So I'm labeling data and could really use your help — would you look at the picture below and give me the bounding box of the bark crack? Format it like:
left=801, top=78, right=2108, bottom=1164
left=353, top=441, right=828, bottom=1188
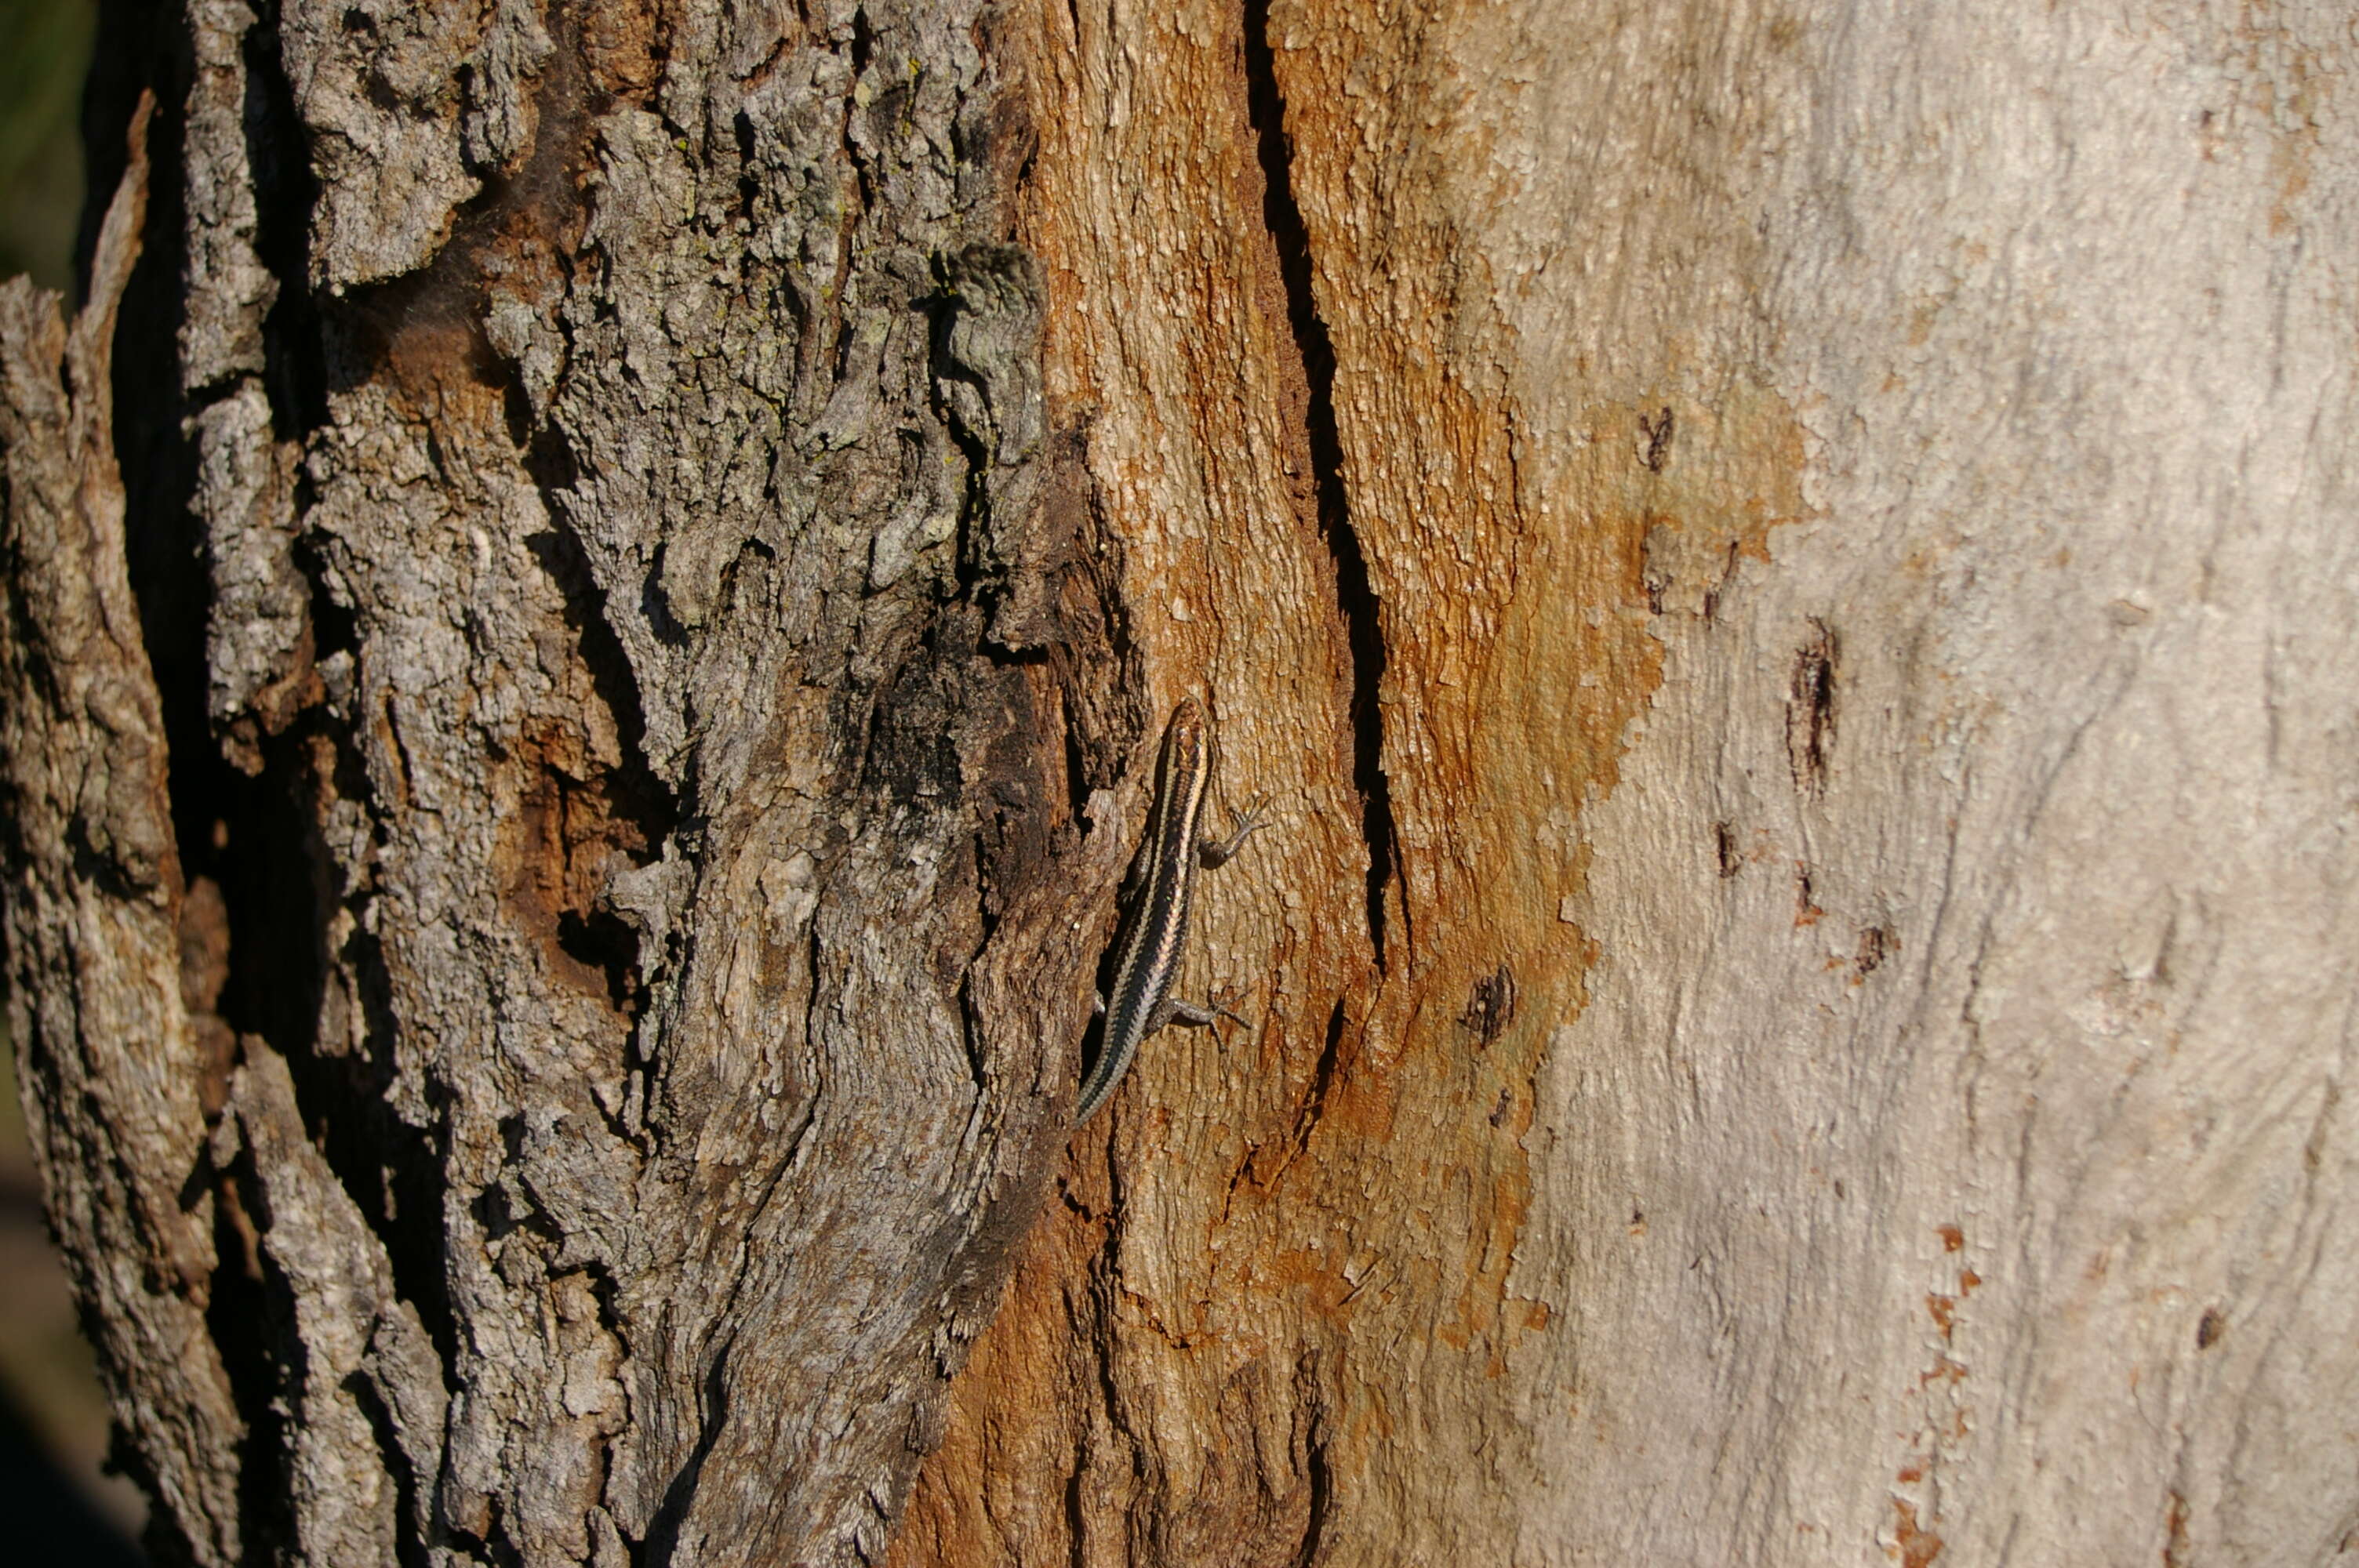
left=642, top=1345, right=735, bottom=1568
left=1784, top=618, right=1838, bottom=798
left=1240, top=0, right=1398, bottom=969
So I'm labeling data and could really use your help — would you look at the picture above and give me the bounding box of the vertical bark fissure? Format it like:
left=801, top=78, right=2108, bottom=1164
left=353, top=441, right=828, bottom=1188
left=1290, top=1357, right=1332, bottom=1568
left=242, top=0, right=328, bottom=439
left=640, top=1343, right=733, bottom=1568
left=1238, top=0, right=1397, bottom=969
left=227, top=0, right=478, bottom=1484
left=96, top=11, right=383, bottom=1553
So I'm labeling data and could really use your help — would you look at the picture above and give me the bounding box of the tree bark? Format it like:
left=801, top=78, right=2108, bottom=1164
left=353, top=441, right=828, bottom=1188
left=5, top=2, right=2357, bottom=1566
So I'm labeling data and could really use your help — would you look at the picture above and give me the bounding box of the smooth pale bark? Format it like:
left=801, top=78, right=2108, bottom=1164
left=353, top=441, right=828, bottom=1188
left=2, top=2, right=2353, bottom=1566
left=898, top=2, right=2359, bottom=1566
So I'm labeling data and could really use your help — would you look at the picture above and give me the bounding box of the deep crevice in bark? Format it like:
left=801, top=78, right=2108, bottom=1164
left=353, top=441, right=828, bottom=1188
left=206, top=1138, right=296, bottom=1566
left=1289, top=1358, right=1332, bottom=1568
left=929, top=297, right=999, bottom=612
left=101, top=1, right=209, bottom=866
left=245, top=0, right=329, bottom=437
left=1062, top=1465, right=1089, bottom=1568
left=523, top=520, right=684, bottom=863
left=640, top=1345, right=734, bottom=1568
left=841, top=12, right=879, bottom=218
left=1239, top=0, right=1398, bottom=970
left=287, top=853, right=463, bottom=1376
left=860, top=615, right=979, bottom=811
left=76, top=0, right=169, bottom=305
left=1291, top=994, right=1350, bottom=1147
left=348, top=1374, right=433, bottom=1568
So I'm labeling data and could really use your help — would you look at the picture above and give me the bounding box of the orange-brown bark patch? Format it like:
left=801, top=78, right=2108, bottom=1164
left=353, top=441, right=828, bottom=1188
left=1891, top=1498, right=1945, bottom=1568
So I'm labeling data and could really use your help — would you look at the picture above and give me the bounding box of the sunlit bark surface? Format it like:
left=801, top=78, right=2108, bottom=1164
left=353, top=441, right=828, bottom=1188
left=3, top=3, right=2354, bottom=1566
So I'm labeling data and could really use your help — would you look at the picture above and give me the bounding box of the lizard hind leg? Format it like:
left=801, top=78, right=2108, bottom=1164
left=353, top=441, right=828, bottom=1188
left=1198, top=795, right=1270, bottom=869
left=1161, top=985, right=1254, bottom=1032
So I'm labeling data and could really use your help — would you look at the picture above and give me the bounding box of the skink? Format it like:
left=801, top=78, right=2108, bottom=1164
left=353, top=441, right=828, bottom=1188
left=1073, top=699, right=1262, bottom=1125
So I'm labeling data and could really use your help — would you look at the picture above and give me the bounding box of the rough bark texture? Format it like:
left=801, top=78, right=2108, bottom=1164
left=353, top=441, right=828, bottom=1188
left=0, top=96, right=246, bottom=1566
left=5, top=1, right=2357, bottom=1566
left=14, top=2, right=1109, bottom=1564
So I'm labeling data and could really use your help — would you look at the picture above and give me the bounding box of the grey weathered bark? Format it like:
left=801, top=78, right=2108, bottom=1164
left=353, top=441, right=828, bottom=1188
left=6, top=1, right=2358, bottom=1566
left=15, top=2, right=1092, bottom=1563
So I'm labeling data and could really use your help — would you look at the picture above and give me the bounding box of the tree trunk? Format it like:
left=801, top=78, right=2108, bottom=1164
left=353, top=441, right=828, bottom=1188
left=5, top=2, right=2355, bottom=1566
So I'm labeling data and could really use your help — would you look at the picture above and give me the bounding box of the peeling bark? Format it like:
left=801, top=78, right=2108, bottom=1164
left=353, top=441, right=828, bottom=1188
left=5, top=2, right=2357, bottom=1566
